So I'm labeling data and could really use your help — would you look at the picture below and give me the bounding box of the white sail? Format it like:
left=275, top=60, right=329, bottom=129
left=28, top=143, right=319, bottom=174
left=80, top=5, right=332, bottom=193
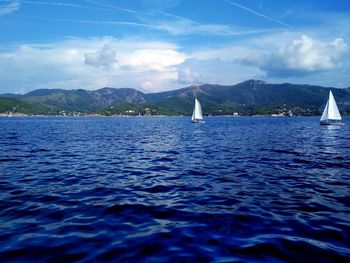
left=320, top=100, right=329, bottom=121
left=320, top=90, right=342, bottom=123
left=192, top=98, right=203, bottom=122
left=327, top=91, right=341, bottom=120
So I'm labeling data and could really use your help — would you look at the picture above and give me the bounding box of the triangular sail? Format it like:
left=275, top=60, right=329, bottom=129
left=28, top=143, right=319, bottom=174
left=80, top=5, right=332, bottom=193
left=327, top=91, right=342, bottom=120
left=192, top=98, right=203, bottom=121
left=320, top=100, right=329, bottom=121
left=320, top=91, right=341, bottom=121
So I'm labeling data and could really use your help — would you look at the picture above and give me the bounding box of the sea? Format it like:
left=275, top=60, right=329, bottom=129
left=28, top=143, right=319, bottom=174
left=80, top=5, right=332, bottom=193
left=0, top=116, right=349, bottom=262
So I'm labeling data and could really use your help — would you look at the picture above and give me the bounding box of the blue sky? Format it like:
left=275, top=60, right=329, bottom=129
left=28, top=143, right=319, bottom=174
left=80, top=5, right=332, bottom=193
left=0, top=0, right=350, bottom=94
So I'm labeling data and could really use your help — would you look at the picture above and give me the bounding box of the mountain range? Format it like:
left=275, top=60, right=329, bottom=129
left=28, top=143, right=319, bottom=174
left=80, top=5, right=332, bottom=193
left=1, top=80, right=350, bottom=116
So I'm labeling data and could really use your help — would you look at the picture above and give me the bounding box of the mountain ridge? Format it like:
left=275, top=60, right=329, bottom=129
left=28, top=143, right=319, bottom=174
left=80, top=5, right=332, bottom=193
left=1, top=80, right=350, bottom=115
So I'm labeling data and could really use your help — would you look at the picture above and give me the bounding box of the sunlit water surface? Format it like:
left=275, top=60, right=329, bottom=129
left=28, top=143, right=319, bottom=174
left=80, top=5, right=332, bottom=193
left=0, top=116, right=349, bottom=262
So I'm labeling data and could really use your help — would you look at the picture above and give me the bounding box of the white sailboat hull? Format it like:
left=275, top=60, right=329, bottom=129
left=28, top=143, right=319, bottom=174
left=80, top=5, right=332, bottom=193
left=320, top=119, right=342, bottom=125
left=191, top=119, right=205, bottom=123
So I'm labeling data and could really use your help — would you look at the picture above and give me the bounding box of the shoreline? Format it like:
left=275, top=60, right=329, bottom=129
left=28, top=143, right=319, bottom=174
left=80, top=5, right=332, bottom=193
left=0, top=113, right=331, bottom=118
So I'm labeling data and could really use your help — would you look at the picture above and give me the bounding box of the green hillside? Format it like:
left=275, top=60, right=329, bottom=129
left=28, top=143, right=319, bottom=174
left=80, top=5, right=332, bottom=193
left=1, top=80, right=350, bottom=116
left=0, top=97, right=50, bottom=115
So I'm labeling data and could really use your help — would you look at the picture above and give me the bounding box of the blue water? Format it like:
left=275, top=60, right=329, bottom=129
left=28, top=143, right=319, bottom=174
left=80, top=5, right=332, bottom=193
left=0, top=116, right=349, bottom=262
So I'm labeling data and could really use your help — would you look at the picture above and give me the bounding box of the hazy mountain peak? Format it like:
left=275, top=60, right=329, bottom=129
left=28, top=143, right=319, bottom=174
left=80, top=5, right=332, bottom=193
left=177, top=85, right=205, bottom=98
left=97, top=87, right=118, bottom=94
left=239, top=79, right=266, bottom=87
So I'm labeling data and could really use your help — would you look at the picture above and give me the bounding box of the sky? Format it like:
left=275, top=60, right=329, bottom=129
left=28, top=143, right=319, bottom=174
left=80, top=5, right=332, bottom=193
left=0, top=0, right=350, bottom=94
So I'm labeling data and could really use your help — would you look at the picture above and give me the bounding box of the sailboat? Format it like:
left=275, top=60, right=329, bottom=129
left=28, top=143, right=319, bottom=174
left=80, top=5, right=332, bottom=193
left=320, top=90, right=342, bottom=125
left=191, top=98, right=204, bottom=123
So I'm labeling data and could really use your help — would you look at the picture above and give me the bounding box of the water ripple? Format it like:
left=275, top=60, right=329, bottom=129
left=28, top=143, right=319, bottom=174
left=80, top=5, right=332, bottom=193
left=0, top=116, right=349, bottom=262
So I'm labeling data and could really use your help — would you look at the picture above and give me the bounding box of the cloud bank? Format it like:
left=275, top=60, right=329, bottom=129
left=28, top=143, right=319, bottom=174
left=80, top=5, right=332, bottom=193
left=0, top=37, right=187, bottom=93
left=0, top=34, right=348, bottom=94
left=244, top=35, right=348, bottom=77
left=268, top=35, right=348, bottom=76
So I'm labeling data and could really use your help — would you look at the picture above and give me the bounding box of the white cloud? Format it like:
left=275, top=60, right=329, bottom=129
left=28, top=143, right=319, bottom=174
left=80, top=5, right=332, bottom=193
left=121, top=49, right=186, bottom=71
left=177, top=67, right=203, bottom=85
left=84, top=44, right=117, bottom=68
left=178, top=67, right=196, bottom=84
left=191, top=45, right=255, bottom=62
left=246, top=35, right=348, bottom=77
left=0, top=0, right=20, bottom=16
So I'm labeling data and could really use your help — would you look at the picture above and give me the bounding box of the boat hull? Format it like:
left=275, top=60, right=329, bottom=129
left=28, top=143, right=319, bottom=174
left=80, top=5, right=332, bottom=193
left=320, top=120, right=342, bottom=125
left=192, top=119, right=204, bottom=123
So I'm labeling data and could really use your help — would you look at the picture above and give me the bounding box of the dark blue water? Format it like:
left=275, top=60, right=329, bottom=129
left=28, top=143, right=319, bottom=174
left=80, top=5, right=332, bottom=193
left=0, top=116, right=349, bottom=262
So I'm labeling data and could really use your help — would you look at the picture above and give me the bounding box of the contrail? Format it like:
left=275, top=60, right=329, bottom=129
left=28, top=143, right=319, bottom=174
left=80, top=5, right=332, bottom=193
left=224, top=0, right=292, bottom=28
left=21, top=0, right=127, bottom=14
left=22, top=1, right=101, bottom=9
left=16, top=13, right=281, bottom=37
left=81, top=0, right=137, bottom=14
left=152, top=10, right=283, bottom=36
left=155, top=10, right=202, bottom=26
left=21, top=0, right=137, bottom=14
left=14, top=14, right=165, bottom=30
left=0, top=0, right=20, bottom=16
